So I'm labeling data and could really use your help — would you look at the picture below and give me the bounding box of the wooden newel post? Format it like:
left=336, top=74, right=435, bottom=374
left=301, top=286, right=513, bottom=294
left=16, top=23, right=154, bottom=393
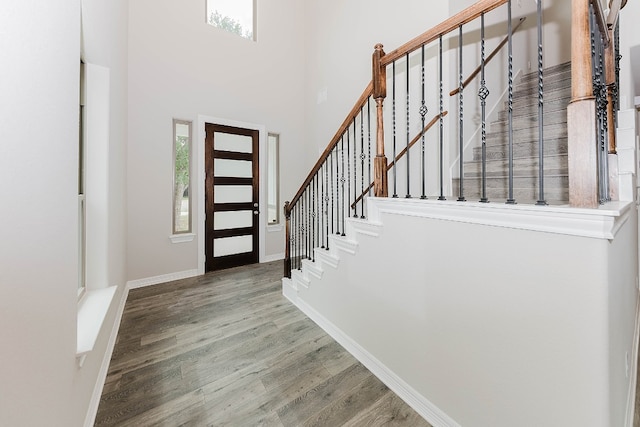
left=372, top=43, right=388, bottom=198
left=283, top=201, right=291, bottom=278
left=567, top=0, right=599, bottom=208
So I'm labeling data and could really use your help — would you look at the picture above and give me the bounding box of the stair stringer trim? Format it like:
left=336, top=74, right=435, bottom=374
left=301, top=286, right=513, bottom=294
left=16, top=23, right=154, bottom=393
left=284, top=217, right=382, bottom=294
left=282, top=214, right=457, bottom=427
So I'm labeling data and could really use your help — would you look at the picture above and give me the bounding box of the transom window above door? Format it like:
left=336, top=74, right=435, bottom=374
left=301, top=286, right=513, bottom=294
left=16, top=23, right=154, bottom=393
left=206, top=0, right=256, bottom=41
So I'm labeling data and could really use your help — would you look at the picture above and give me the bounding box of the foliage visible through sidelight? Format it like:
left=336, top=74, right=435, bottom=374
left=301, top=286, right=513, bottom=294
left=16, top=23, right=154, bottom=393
left=173, top=120, right=191, bottom=234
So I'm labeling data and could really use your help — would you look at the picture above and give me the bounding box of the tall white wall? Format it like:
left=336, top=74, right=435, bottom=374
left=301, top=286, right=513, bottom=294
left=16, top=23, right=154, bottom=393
left=127, top=0, right=306, bottom=281
left=302, top=0, right=450, bottom=167
left=0, top=0, right=128, bottom=426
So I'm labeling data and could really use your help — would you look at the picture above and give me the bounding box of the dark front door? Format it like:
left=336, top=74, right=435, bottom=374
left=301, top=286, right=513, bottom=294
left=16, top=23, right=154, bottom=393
left=205, top=123, right=259, bottom=271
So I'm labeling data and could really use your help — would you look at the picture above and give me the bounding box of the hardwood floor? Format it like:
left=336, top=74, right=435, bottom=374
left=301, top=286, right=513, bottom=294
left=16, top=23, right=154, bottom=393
left=95, top=261, right=431, bottom=426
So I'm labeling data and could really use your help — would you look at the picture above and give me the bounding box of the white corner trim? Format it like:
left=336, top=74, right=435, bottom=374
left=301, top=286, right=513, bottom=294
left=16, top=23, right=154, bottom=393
left=77, top=286, right=117, bottom=358
left=367, top=197, right=634, bottom=241
left=169, top=233, right=195, bottom=243
left=282, top=277, right=298, bottom=303
left=293, top=298, right=461, bottom=427
left=127, top=269, right=199, bottom=289
left=83, top=285, right=129, bottom=427
left=262, top=252, right=285, bottom=263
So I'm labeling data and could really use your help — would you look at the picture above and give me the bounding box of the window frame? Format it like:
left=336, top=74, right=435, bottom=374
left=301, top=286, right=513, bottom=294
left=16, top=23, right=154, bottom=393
left=78, top=61, right=86, bottom=300
left=267, top=133, right=280, bottom=226
left=172, top=119, right=193, bottom=235
left=206, top=0, right=257, bottom=41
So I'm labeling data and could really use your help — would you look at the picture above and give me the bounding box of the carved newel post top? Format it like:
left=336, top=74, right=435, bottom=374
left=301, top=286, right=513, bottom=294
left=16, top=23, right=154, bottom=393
left=374, top=43, right=384, bottom=53
left=372, top=44, right=387, bottom=100
left=284, top=201, right=290, bottom=218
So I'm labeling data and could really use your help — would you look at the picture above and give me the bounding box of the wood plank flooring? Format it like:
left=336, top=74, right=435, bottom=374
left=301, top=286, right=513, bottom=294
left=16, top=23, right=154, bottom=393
left=95, top=261, right=431, bottom=426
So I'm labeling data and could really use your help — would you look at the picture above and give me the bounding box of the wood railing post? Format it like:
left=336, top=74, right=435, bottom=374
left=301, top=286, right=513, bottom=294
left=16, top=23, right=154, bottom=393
left=283, top=201, right=291, bottom=278
left=372, top=44, right=388, bottom=198
left=567, top=0, right=599, bottom=207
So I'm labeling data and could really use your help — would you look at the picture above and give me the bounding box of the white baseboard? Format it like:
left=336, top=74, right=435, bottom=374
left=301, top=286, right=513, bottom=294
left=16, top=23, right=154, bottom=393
left=625, top=294, right=640, bottom=426
left=83, top=285, right=129, bottom=427
left=262, top=252, right=284, bottom=263
left=126, top=269, right=199, bottom=289
left=293, top=298, right=460, bottom=427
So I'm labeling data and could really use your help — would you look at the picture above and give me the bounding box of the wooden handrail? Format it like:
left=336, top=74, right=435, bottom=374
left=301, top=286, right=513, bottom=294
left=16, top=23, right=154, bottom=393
left=350, top=111, right=448, bottom=209
left=381, top=0, right=509, bottom=67
left=450, top=17, right=526, bottom=97
left=285, top=81, right=374, bottom=214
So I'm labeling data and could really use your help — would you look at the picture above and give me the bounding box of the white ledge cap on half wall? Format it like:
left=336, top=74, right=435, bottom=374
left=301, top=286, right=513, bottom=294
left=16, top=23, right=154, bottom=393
left=366, top=197, right=634, bottom=241
left=77, top=286, right=117, bottom=367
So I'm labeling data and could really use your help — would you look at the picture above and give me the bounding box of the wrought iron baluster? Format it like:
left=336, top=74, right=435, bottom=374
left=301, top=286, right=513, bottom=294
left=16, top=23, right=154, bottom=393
left=392, top=61, right=398, bottom=198
left=589, top=6, right=601, bottom=202
left=352, top=117, right=357, bottom=217
left=325, top=161, right=329, bottom=249
left=438, top=35, right=446, bottom=201
left=598, top=30, right=609, bottom=202
left=506, top=0, right=516, bottom=204
left=360, top=106, right=365, bottom=218
left=291, top=204, right=296, bottom=270
left=347, top=126, right=351, bottom=218
left=590, top=6, right=608, bottom=204
left=307, top=188, right=314, bottom=259
left=302, top=191, right=306, bottom=261
left=340, top=136, right=346, bottom=236
left=536, top=0, right=547, bottom=206
left=320, top=168, right=325, bottom=249
left=406, top=53, right=411, bottom=198
left=336, top=145, right=341, bottom=235
left=367, top=97, right=372, bottom=199
left=312, top=176, right=316, bottom=260
left=420, top=44, right=428, bottom=200
left=458, top=24, right=466, bottom=202
left=298, top=203, right=302, bottom=268
left=331, top=149, right=335, bottom=236
left=316, top=173, right=321, bottom=248
left=479, top=13, right=490, bottom=203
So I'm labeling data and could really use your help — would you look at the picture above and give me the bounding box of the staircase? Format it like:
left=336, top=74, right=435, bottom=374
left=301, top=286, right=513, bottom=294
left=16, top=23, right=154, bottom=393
left=455, top=62, right=571, bottom=203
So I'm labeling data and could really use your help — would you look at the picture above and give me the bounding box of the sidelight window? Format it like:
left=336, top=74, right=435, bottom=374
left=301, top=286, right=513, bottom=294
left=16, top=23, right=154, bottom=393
left=267, top=133, right=280, bottom=225
left=173, top=119, right=192, bottom=234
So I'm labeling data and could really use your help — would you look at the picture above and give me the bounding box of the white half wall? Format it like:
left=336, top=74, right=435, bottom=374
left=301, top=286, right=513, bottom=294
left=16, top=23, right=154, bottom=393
left=286, top=198, right=638, bottom=426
